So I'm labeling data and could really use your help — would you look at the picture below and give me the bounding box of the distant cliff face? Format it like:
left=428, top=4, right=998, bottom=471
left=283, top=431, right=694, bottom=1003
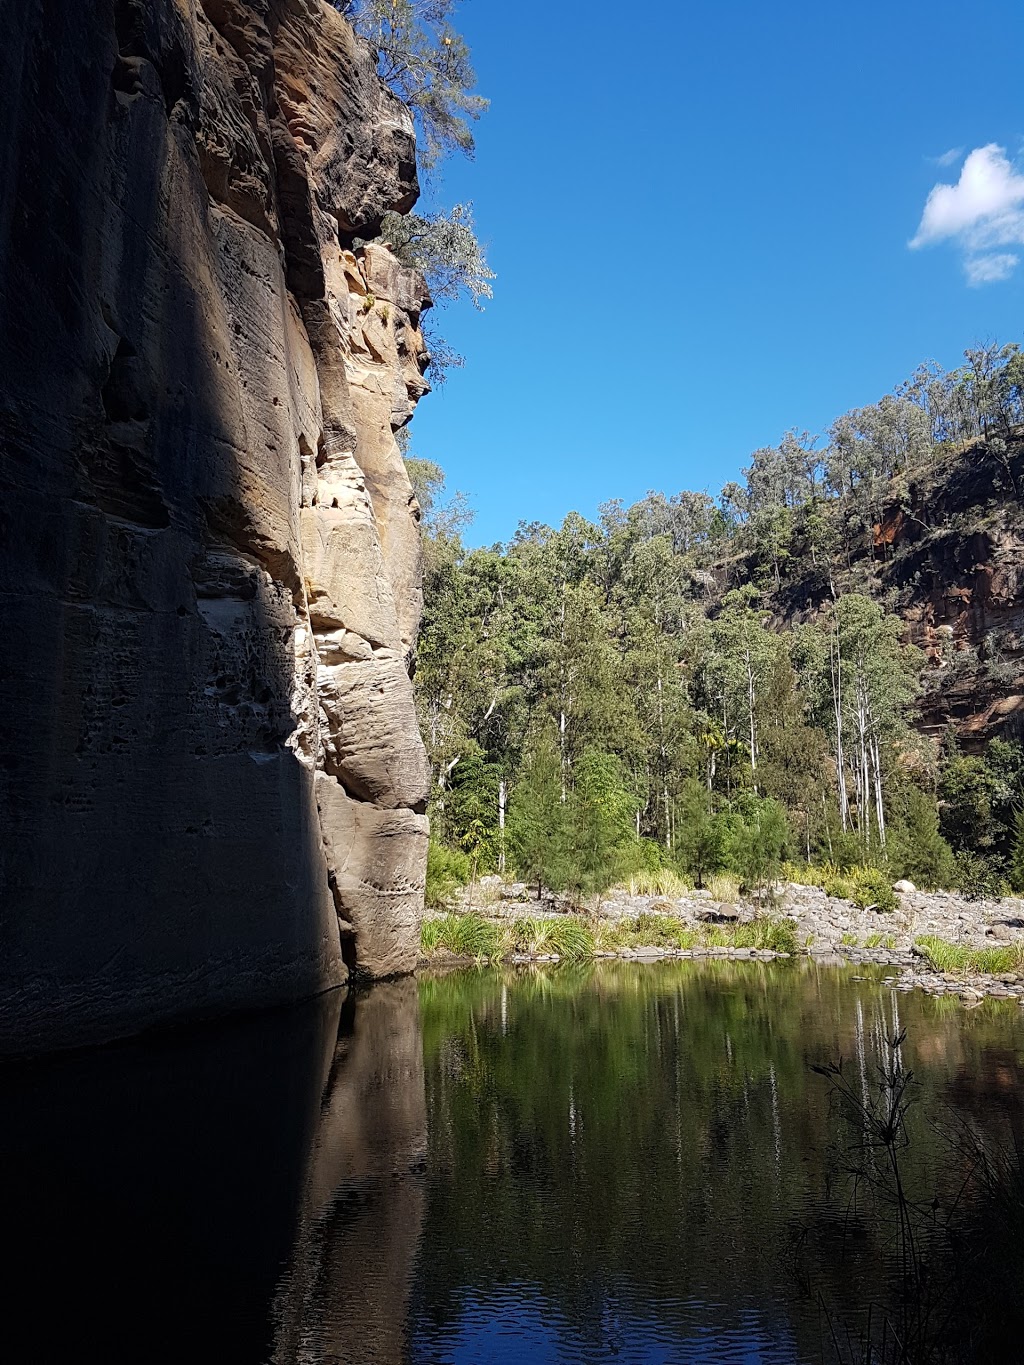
left=0, top=0, right=432, bottom=1051
left=770, top=436, right=1024, bottom=748
left=874, top=439, right=1024, bottom=745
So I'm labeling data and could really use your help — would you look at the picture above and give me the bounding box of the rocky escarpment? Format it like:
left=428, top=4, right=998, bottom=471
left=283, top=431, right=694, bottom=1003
left=771, top=434, right=1024, bottom=748
left=875, top=437, right=1024, bottom=744
left=0, top=0, right=432, bottom=1051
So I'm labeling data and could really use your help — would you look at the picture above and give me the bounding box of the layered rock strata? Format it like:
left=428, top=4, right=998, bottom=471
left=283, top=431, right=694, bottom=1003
left=0, top=0, right=431, bottom=1051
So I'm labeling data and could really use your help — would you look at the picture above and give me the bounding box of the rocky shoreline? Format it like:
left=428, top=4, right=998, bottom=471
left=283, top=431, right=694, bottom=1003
left=429, top=877, right=1024, bottom=1005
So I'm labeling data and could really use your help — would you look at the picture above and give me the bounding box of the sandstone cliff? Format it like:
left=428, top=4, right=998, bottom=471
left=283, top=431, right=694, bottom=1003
left=0, top=0, right=433, bottom=1051
left=760, top=435, right=1024, bottom=749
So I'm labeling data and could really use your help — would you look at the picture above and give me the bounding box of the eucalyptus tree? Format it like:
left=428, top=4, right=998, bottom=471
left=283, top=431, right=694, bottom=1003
left=381, top=203, right=494, bottom=307
left=693, top=585, right=784, bottom=794
left=336, top=0, right=487, bottom=167
left=794, top=596, right=922, bottom=850
left=612, top=533, right=695, bottom=846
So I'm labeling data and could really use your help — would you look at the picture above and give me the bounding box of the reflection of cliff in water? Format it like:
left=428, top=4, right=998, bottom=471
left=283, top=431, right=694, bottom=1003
left=0, top=993, right=342, bottom=1364
left=0, top=982, right=427, bottom=1365
left=271, top=980, right=427, bottom=1365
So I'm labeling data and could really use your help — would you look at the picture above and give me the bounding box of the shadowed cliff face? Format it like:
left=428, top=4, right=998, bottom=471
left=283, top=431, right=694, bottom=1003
left=0, top=0, right=432, bottom=1052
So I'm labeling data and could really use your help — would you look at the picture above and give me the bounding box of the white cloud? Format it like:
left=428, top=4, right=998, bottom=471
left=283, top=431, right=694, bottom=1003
left=930, top=146, right=963, bottom=167
left=910, top=143, right=1024, bottom=283
left=964, top=252, right=1019, bottom=286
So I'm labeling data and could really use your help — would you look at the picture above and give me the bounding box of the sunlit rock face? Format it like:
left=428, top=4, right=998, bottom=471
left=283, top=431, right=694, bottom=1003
left=0, top=0, right=431, bottom=1051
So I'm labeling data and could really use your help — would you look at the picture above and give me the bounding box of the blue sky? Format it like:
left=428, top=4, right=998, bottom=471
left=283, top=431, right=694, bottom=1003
left=408, top=0, right=1024, bottom=546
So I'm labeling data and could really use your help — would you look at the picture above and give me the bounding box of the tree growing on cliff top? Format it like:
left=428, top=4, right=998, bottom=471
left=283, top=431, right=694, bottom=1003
left=336, top=0, right=487, bottom=168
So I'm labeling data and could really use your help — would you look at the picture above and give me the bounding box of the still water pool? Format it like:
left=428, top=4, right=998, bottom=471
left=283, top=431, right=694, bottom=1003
left=3, top=962, right=1023, bottom=1364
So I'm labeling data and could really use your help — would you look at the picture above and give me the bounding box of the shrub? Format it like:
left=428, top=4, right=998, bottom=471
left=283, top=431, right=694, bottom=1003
left=823, top=872, right=855, bottom=900
left=781, top=861, right=826, bottom=888
left=425, top=840, right=471, bottom=908
left=954, top=851, right=1007, bottom=901
left=850, top=867, right=898, bottom=913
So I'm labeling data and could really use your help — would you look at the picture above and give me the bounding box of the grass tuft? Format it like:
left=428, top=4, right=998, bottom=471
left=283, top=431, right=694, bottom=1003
left=422, top=911, right=798, bottom=962
left=617, top=868, right=693, bottom=897
left=421, top=913, right=500, bottom=960
left=705, top=873, right=741, bottom=903
left=914, top=935, right=1024, bottom=976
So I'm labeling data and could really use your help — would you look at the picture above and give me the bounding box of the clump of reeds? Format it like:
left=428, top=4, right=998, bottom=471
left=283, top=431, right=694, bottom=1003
left=914, top=935, right=1024, bottom=976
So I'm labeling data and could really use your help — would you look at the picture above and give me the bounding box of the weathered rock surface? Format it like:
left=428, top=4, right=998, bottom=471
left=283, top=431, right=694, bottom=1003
left=0, top=0, right=431, bottom=1051
left=768, top=436, right=1024, bottom=747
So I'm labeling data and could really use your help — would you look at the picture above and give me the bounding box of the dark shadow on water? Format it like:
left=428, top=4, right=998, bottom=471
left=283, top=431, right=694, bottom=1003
left=0, top=990, right=345, bottom=1365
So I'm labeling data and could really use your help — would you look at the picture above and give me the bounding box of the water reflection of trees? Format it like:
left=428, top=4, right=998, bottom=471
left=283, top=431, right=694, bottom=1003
left=414, top=962, right=1024, bottom=1360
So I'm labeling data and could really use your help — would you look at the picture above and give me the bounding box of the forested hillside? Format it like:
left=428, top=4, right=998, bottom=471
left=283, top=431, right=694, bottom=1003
left=411, top=343, right=1024, bottom=902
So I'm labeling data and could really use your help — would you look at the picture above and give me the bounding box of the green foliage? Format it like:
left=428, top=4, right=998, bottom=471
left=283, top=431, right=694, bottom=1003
left=382, top=203, right=494, bottom=307
left=824, top=872, right=856, bottom=900
left=849, top=867, right=898, bottom=913
left=1009, top=808, right=1024, bottom=895
left=412, top=346, right=1024, bottom=902
left=422, top=910, right=797, bottom=960
left=675, top=781, right=727, bottom=886
left=404, top=457, right=473, bottom=539
left=564, top=749, right=637, bottom=897
left=725, top=796, right=789, bottom=890
left=508, top=729, right=570, bottom=896
left=952, top=851, right=1007, bottom=901
left=507, top=916, right=596, bottom=962
left=443, top=748, right=501, bottom=867
left=425, top=840, right=471, bottom=908
left=914, top=935, right=1024, bottom=975
left=422, top=912, right=499, bottom=959
left=340, top=3, right=492, bottom=385
left=339, top=0, right=487, bottom=168
left=889, top=786, right=956, bottom=889
left=596, top=913, right=797, bottom=955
